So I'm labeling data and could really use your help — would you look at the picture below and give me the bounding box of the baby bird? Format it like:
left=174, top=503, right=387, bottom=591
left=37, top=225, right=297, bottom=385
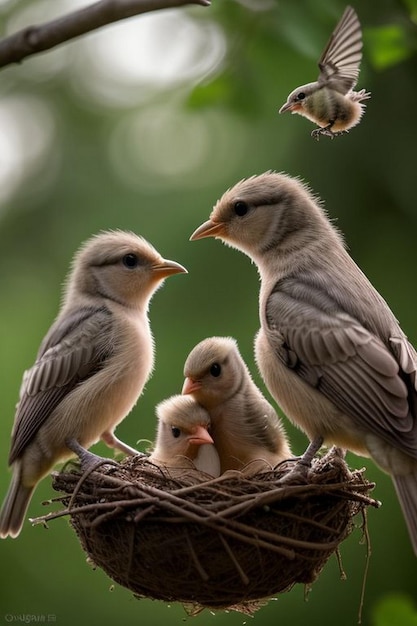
left=150, top=395, right=220, bottom=477
left=182, top=337, right=292, bottom=473
left=0, top=230, right=187, bottom=538
left=279, top=6, right=370, bottom=139
left=190, top=171, right=417, bottom=555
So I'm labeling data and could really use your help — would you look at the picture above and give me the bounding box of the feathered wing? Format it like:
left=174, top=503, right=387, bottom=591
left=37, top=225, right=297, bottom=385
left=9, top=306, right=114, bottom=464
left=318, top=6, right=363, bottom=93
left=264, top=280, right=417, bottom=459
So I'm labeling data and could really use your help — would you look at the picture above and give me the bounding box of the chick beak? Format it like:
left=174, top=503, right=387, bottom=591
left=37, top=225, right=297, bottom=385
left=188, top=425, right=214, bottom=446
left=182, top=377, right=202, bottom=395
left=190, top=219, right=226, bottom=241
left=152, top=259, right=188, bottom=278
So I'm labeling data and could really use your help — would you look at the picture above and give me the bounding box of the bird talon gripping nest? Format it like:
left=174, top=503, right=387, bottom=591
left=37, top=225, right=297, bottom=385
left=37, top=448, right=378, bottom=615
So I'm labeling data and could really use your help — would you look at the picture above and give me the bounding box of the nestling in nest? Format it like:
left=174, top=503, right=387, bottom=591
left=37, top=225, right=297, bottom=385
left=33, top=448, right=378, bottom=615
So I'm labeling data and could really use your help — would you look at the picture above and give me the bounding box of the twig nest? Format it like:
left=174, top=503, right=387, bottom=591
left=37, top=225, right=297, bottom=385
left=44, top=449, right=377, bottom=615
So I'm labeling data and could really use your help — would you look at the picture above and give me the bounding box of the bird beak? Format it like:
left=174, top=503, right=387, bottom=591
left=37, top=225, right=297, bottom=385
left=182, top=377, right=201, bottom=395
left=279, top=101, right=294, bottom=113
left=152, top=259, right=188, bottom=278
left=188, top=425, right=214, bottom=446
left=190, top=219, right=225, bottom=241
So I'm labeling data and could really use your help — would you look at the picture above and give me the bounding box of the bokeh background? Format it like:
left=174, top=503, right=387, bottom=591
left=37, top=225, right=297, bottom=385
left=0, top=0, right=416, bottom=624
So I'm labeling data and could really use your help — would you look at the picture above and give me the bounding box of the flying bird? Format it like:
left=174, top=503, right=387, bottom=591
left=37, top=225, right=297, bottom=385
left=150, top=394, right=220, bottom=477
left=182, top=336, right=292, bottom=474
left=0, top=230, right=187, bottom=538
left=279, top=6, right=370, bottom=139
left=190, top=171, right=417, bottom=555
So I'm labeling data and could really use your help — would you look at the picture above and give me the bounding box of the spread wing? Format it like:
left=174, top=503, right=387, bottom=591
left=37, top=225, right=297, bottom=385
left=9, top=306, right=114, bottom=464
left=318, top=6, right=363, bottom=93
left=265, top=279, right=417, bottom=458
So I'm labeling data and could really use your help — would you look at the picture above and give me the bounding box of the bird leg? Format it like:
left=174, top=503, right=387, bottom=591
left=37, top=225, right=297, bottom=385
left=66, top=438, right=116, bottom=472
left=297, top=436, right=324, bottom=467
left=100, top=431, right=140, bottom=457
left=279, top=436, right=324, bottom=485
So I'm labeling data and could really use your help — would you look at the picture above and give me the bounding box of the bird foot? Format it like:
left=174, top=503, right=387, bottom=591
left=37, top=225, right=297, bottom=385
left=66, top=438, right=118, bottom=473
left=311, top=127, right=349, bottom=140
left=279, top=437, right=324, bottom=485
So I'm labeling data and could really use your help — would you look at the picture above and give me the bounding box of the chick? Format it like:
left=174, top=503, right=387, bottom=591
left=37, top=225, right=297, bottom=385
left=182, top=336, right=292, bottom=473
left=150, top=395, right=220, bottom=477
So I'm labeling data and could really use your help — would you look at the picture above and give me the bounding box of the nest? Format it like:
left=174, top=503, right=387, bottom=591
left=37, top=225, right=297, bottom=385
left=35, top=449, right=378, bottom=615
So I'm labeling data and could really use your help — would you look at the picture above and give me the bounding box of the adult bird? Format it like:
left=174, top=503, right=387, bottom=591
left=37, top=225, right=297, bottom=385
left=190, top=171, right=417, bottom=555
left=0, top=230, right=186, bottom=538
left=279, top=6, right=370, bottom=139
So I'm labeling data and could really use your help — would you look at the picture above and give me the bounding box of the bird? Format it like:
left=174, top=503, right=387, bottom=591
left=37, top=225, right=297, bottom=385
left=279, top=6, right=370, bottom=139
left=150, top=394, right=221, bottom=477
left=182, top=336, right=292, bottom=474
left=0, top=229, right=187, bottom=538
left=190, top=171, right=417, bottom=555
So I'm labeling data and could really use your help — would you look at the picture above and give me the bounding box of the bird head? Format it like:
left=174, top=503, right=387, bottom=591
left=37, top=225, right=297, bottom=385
left=190, top=172, right=326, bottom=268
left=153, top=395, right=214, bottom=464
left=182, top=336, right=249, bottom=410
left=279, top=83, right=317, bottom=114
left=65, top=230, right=187, bottom=310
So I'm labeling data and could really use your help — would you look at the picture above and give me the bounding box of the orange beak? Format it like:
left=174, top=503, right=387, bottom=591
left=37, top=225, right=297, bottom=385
left=190, top=219, right=226, bottom=241
left=279, top=101, right=300, bottom=114
left=152, top=259, right=188, bottom=278
left=188, top=425, right=214, bottom=446
left=182, top=377, right=202, bottom=395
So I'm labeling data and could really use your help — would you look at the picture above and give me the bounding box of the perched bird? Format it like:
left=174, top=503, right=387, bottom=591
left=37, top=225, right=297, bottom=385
left=279, top=6, right=370, bottom=139
left=190, top=171, right=417, bottom=555
left=0, top=230, right=187, bottom=538
left=150, top=395, right=221, bottom=477
left=182, top=336, right=292, bottom=474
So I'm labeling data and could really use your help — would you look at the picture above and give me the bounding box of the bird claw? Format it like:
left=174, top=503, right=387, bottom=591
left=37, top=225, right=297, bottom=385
left=66, top=438, right=118, bottom=473
left=278, top=437, right=324, bottom=485
left=311, top=127, right=349, bottom=140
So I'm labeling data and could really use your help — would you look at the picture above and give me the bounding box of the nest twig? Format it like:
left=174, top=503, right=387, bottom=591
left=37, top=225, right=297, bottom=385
left=32, top=449, right=379, bottom=615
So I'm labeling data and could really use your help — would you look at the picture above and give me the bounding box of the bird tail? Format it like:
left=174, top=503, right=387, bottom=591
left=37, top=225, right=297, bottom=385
left=392, top=470, right=417, bottom=557
left=0, top=465, right=34, bottom=539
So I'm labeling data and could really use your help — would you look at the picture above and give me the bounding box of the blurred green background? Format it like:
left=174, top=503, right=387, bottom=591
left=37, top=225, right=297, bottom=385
left=0, top=0, right=416, bottom=624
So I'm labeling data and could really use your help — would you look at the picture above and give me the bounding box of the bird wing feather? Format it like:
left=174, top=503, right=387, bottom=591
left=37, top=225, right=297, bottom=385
left=318, top=6, right=363, bottom=93
left=265, top=282, right=417, bottom=457
left=9, top=306, right=114, bottom=464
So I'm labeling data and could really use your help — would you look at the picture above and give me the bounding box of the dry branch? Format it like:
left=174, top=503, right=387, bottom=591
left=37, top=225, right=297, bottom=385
left=0, top=0, right=210, bottom=69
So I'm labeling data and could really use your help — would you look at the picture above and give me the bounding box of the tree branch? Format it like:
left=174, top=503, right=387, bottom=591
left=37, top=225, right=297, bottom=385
left=0, top=0, right=211, bottom=69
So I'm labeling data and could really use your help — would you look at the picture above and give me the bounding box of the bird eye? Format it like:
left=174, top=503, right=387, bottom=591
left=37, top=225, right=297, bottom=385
left=234, top=201, right=249, bottom=217
left=210, top=363, right=221, bottom=377
left=122, top=253, right=139, bottom=268
left=171, top=426, right=181, bottom=438
left=296, top=92, right=306, bottom=101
